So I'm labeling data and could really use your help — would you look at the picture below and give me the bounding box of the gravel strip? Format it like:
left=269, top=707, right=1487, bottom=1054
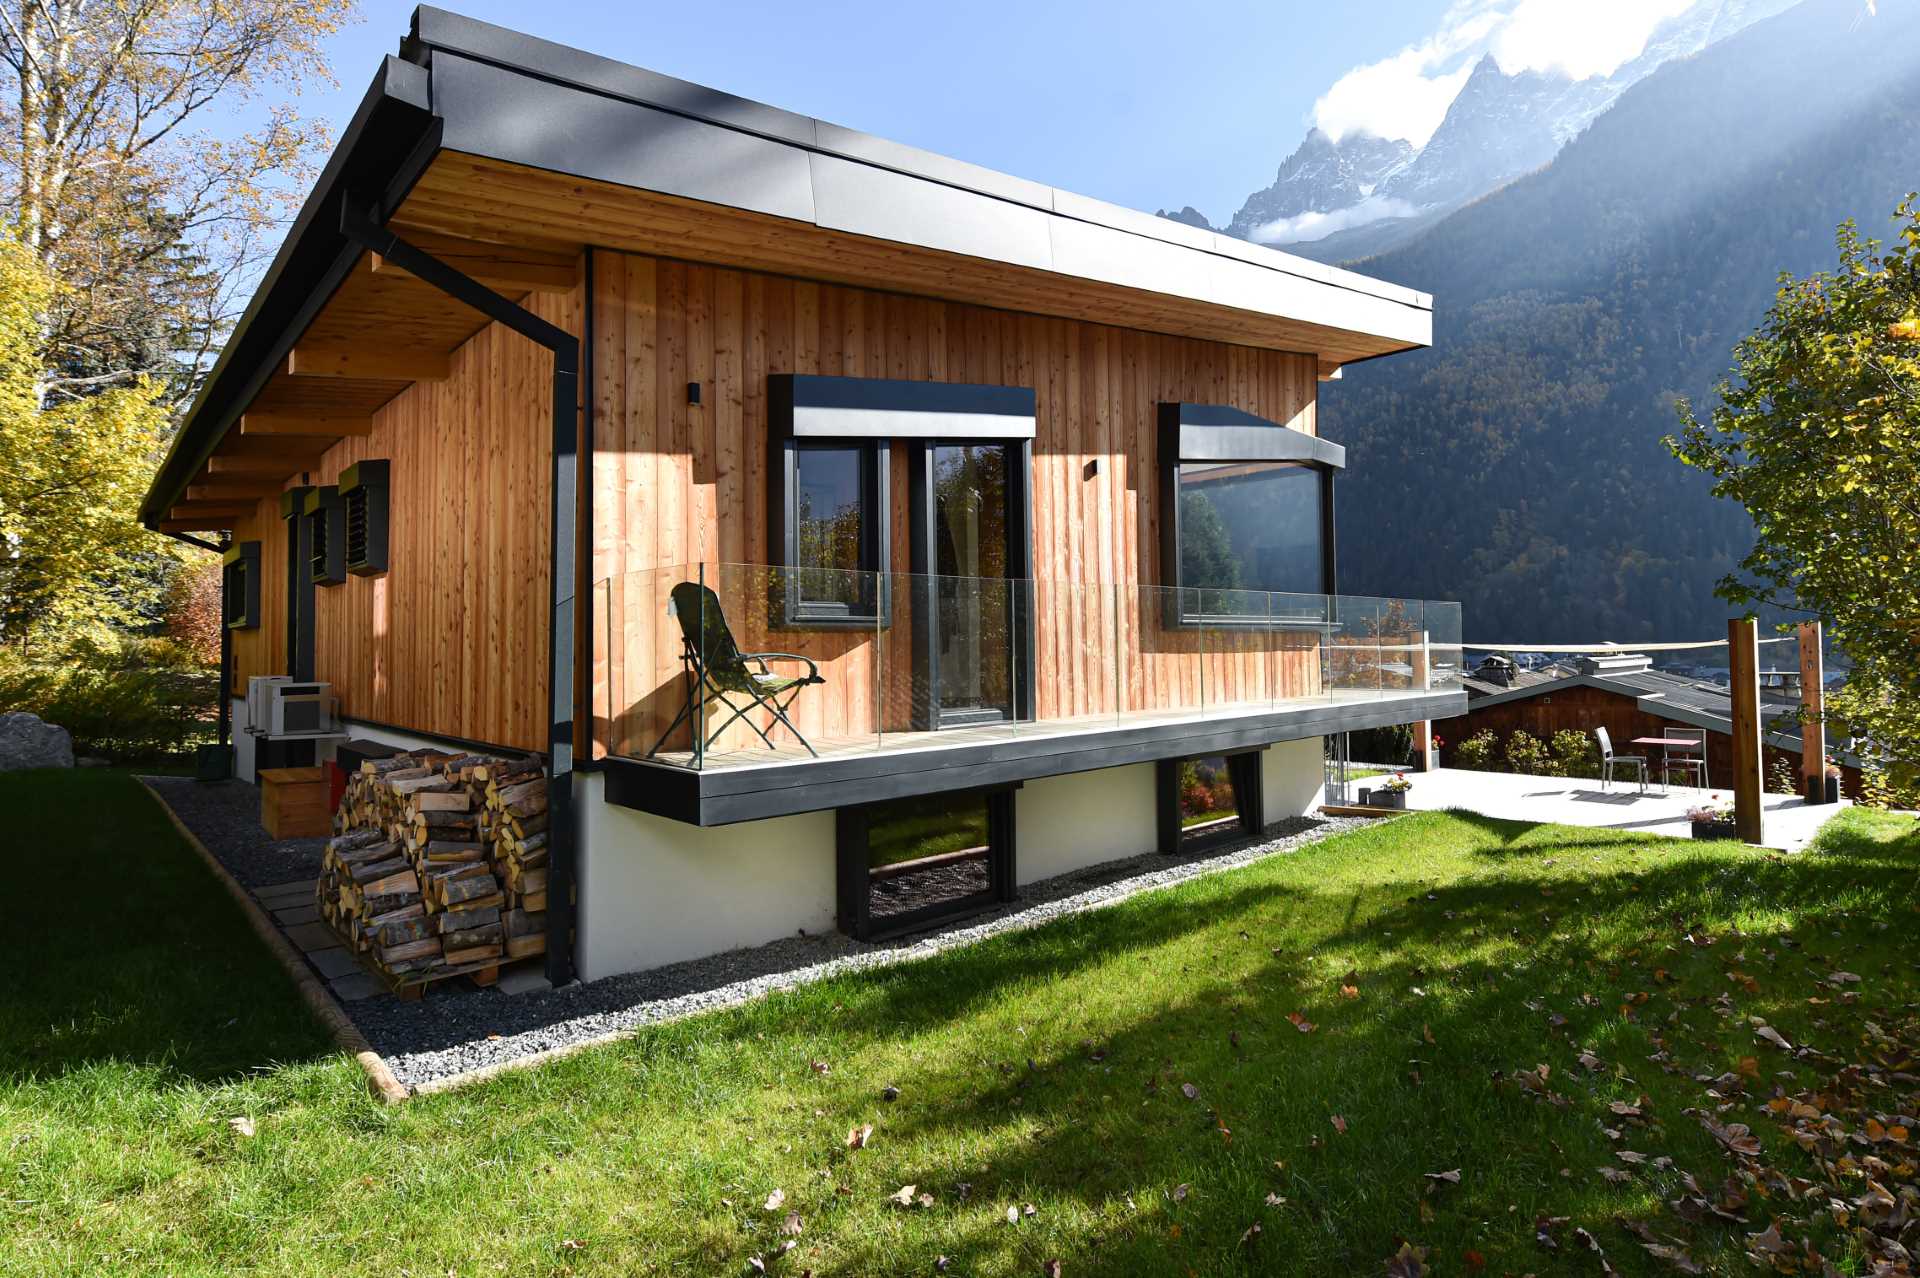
left=145, top=773, right=1371, bottom=1089
left=144, top=776, right=329, bottom=888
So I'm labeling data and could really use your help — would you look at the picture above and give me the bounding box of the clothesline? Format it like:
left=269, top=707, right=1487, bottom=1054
left=1462, top=638, right=1797, bottom=653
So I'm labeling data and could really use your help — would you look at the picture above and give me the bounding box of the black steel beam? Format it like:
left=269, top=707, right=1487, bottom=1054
left=338, top=198, right=583, bottom=989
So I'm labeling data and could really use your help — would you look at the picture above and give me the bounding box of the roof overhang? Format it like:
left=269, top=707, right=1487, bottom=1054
left=143, top=5, right=1434, bottom=530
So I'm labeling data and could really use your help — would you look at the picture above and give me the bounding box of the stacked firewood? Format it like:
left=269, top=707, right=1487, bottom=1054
left=482, top=758, right=549, bottom=961
left=315, top=750, right=550, bottom=984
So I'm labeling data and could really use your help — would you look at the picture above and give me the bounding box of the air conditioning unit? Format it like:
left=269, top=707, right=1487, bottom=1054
left=265, top=681, right=335, bottom=736
left=246, top=675, right=292, bottom=735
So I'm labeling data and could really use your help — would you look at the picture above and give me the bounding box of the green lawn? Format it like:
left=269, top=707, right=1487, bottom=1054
left=5, top=771, right=1919, bottom=1275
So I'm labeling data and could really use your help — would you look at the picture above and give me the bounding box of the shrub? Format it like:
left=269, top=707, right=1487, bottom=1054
left=0, top=640, right=217, bottom=762
left=162, top=559, right=223, bottom=665
left=1351, top=723, right=1414, bottom=767
left=1767, top=756, right=1799, bottom=796
left=1550, top=729, right=1601, bottom=780
left=1454, top=729, right=1500, bottom=771
left=1504, top=730, right=1551, bottom=776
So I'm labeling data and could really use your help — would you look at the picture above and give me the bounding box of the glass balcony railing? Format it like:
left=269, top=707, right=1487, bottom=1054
left=592, top=563, right=1462, bottom=769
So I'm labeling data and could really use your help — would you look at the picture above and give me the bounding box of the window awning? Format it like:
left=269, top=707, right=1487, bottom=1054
left=1157, top=402, right=1345, bottom=469
left=772, top=374, right=1036, bottom=440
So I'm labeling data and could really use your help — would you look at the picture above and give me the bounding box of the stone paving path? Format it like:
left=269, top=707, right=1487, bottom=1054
left=251, top=878, right=387, bottom=1001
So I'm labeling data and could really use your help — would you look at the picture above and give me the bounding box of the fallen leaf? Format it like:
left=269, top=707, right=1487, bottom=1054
left=1340, top=984, right=1360, bottom=999
left=1331, top=1114, right=1348, bottom=1134
left=1041, top=1261, right=1062, bottom=1278
left=1288, top=1011, right=1316, bottom=1034
left=1007, top=1205, right=1020, bottom=1225
left=846, top=1124, right=873, bottom=1150
left=1423, top=1169, right=1461, bottom=1187
left=1265, top=1192, right=1287, bottom=1207
left=782, top=1211, right=802, bottom=1235
left=1240, top=1222, right=1262, bottom=1245
left=1383, top=1241, right=1428, bottom=1276
left=1754, top=1025, right=1794, bottom=1052
left=889, top=1184, right=917, bottom=1207
left=227, top=1116, right=255, bottom=1138
left=764, top=1188, right=785, bottom=1211
left=559, top=1238, right=586, bottom=1251
left=809, top=1059, right=830, bottom=1074
left=1172, top=1182, right=1190, bottom=1202
left=1462, top=1248, right=1486, bottom=1270
left=1181, top=1082, right=1199, bottom=1100
left=881, top=1084, right=900, bottom=1103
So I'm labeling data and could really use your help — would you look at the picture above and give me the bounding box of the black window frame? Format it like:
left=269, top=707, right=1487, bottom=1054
left=304, top=485, right=346, bottom=586
left=773, top=437, right=892, bottom=629
left=835, top=783, right=1018, bottom=941
left=221, top=540, right=262, bottom=630
left=340, top=459, right=391, bottom=576
left=1155, top=749, right=1266, bottom=853
left=1156, top=402, right=1342, bottom=629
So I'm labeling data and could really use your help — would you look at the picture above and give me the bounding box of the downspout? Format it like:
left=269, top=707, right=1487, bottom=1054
left=339, top=197, right=582, bottom=988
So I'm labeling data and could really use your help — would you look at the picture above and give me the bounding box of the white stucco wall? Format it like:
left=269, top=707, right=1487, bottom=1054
left=1014, top=762, right=1159, bottom=883
left=574, top=770, right=838, bottom=982
left=568, top=736, right=1328, bottom=982
left=1262, top=735, right=1327, bottom=822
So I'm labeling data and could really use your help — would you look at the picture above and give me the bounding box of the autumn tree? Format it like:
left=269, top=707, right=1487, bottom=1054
left=0, top=0, right=357, bottom=404
left=1667, top=198, right=1920, bottom=791
left=0, top=233, right=172, bottom=649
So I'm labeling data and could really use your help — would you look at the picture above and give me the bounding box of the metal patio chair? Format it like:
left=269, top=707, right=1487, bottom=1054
left=1661, top=725, right=1708, bottom=791
left=1595, top=726, right=1648, bottom=794
left=646, top=581, right=826, bottom=760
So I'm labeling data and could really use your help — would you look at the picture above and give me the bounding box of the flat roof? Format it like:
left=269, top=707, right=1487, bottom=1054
left=143, top=6, right=1434, bottom=527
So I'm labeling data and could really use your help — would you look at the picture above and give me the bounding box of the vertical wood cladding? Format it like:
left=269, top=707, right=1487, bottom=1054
left=588, top=251, right=1324, bottom=758
left=227, top=286, right=579, bottom=752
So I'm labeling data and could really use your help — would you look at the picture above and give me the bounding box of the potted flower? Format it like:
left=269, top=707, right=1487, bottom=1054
left=1687, top=795, right=1738, bottom=840
left=1824, top=759, right=1843, bottom=805
left=1368, top=772, right=1412, bottom=810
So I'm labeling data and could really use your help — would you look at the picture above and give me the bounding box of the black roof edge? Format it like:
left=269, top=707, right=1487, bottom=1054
left=141, top=55, right=437, bottom=528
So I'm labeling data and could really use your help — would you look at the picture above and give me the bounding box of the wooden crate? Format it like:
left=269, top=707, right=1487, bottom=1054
left=260, top=765, right=332, bottom=839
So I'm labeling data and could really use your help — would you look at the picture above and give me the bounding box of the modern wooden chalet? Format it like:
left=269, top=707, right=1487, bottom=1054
left=141, top=7, right=1464, bottom=983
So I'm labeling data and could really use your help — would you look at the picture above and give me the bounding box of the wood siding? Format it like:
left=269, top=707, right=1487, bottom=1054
left=588, top=249, right=1327, bottom=759
left=228, top=286, right=579, bottom=753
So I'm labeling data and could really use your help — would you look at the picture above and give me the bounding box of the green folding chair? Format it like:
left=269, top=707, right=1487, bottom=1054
left=647, top=581, right=825, bottom=759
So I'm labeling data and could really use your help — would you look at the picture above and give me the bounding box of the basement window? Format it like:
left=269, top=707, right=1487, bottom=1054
left=835, top=786, right=1016, bottom=940
left=222, top=540, right=262, bottom=629
left=340, top=460, right=390, bottom=575
left=1155, top=751, right=1265, bottom=851
left=304, top=486, right=345, bottom=586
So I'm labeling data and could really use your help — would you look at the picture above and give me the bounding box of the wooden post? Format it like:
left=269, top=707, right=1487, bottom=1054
left=1412, top=721, right=1436, bottom=773
left=1798, top=620, right=1826, bottom=802
left=1728, top=618, right=1764, bottom=844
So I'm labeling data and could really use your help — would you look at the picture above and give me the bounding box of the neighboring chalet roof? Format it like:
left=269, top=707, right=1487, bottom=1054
left=141, top=5, right=1435, bottom=530
left=1454, top=654, right=1860, bottom=768
left=1458, top=655, right=1565, bottom=699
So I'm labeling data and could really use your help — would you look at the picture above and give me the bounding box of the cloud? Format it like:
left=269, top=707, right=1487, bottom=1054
left=1251, top=194, right=1423, bottom=245
left=1313, top=0, right=1697, bottom=146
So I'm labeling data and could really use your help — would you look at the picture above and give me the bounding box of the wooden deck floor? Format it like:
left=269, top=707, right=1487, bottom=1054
left=645, top=687, right=1436, bottom=772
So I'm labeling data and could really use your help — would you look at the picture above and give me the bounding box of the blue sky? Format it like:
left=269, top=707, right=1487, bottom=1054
left=293, top=0, right=1453, bottom=226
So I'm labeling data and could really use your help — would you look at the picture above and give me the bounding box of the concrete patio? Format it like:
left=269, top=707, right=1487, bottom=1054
left=1383, top=767, right=1849, bottom=852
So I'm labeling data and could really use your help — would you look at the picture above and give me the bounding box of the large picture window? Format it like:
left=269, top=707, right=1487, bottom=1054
left=1177, top=461, right=1325, bottom=599
left=1157, top=403, right=1341, bottom=625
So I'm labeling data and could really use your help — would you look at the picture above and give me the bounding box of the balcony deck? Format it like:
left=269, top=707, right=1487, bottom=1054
left=603, top=683, right=1464, bottom=826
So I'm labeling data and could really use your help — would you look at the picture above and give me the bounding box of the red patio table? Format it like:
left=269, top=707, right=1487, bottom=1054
left=1631, top=736, right=1701, bottom=792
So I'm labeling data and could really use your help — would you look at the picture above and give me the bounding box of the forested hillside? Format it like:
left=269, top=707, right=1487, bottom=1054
left=1324, top=0, right=1920, bottom=643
